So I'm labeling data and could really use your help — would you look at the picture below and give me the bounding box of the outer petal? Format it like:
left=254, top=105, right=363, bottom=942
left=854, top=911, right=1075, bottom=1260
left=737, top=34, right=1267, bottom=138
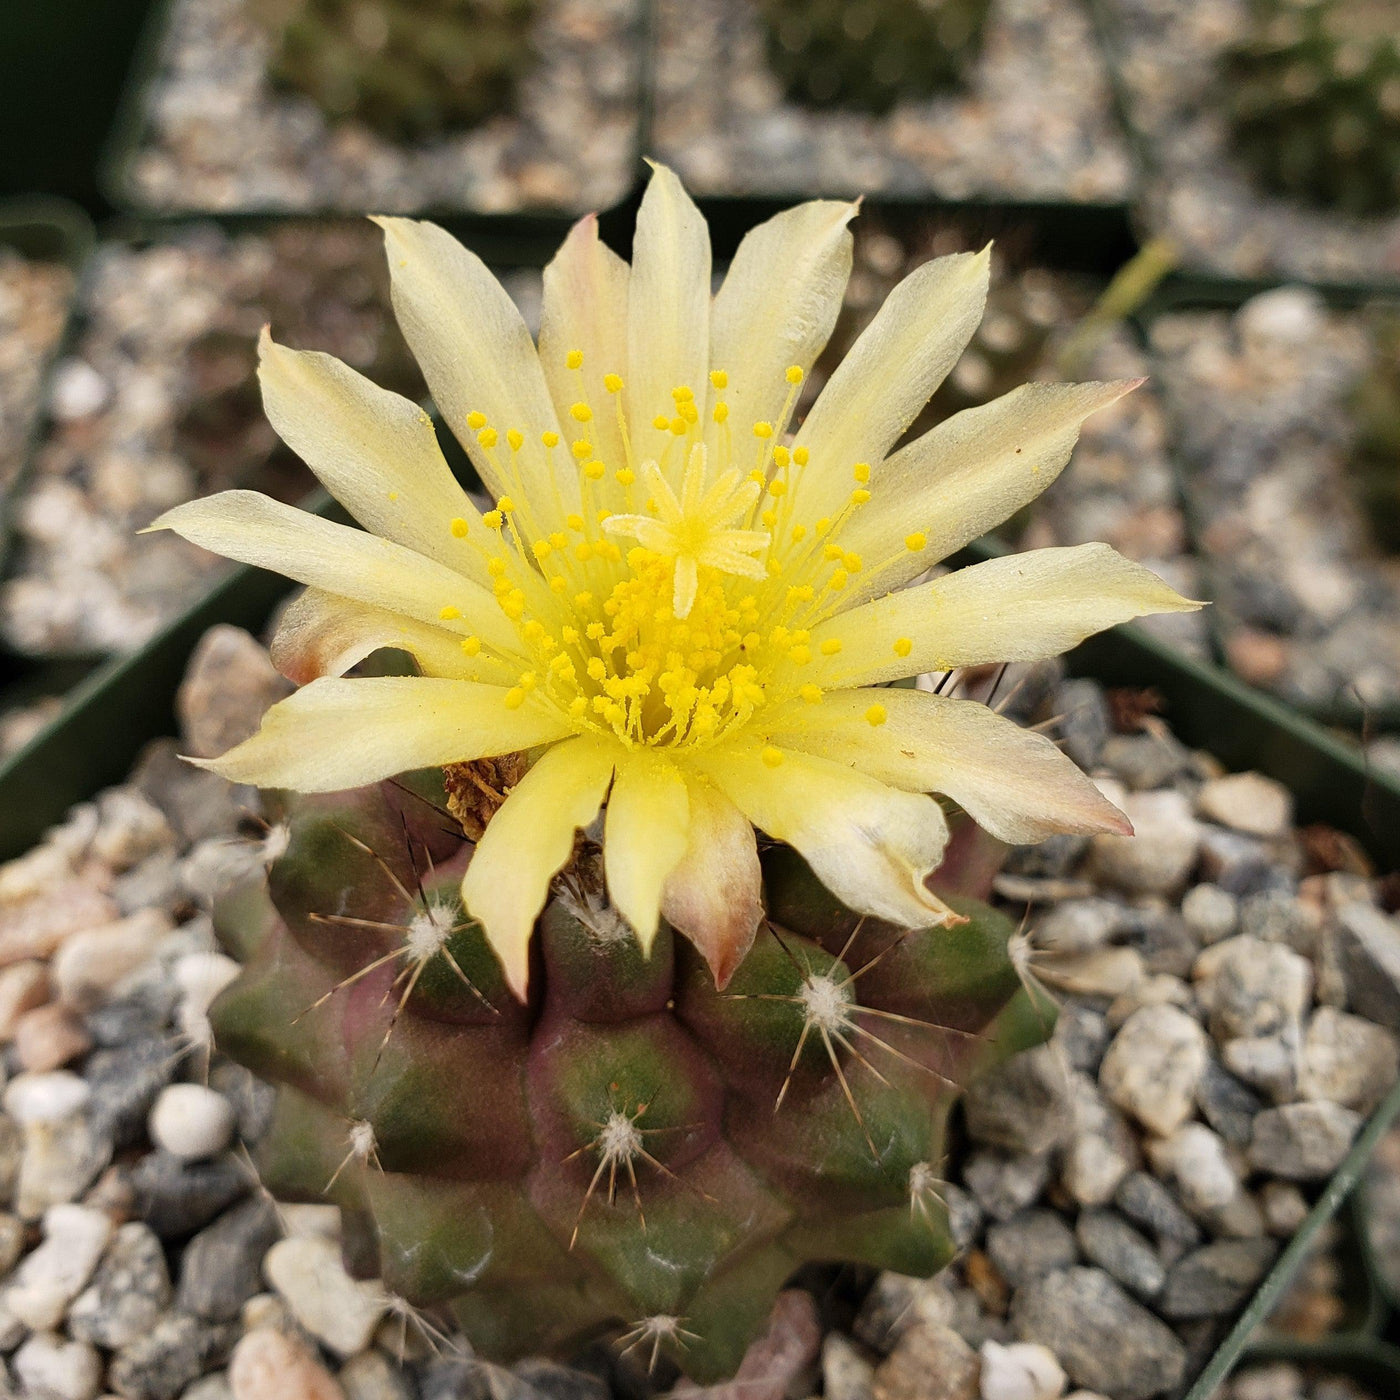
left=793, top=248, right=990, bottom=522
left=625, top=163, right=712, bottom=471
left=691, top=743, right=953, bottom=929
left=461, top=736, right=618, bottom=999
left=149, top=491, right=523, bottom=656
left=257, top=331, right=488, bottom=583
left=805, top=544, right=1202, bottom=688
left=843, top=380, right=1142, bottom=603
left=604, top=751, right=690, bottom=953
left=191, top=676, right=573, bottom=792
left=661, top=771, right=763, bottom=988
left=374, top=216, right=574, bottom=517
left=708, top=199, right=856, bottom=442
left=270, top=589, right=515, bottom=686
left=764, top=689, right=1132, bottom=845
left=539, top=214, right=631, bottom=473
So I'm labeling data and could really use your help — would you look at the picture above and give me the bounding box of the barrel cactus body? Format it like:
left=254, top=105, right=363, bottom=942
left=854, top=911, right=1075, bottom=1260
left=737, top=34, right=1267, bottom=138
left=211, top=774, right=1046, bottom=1379
left=252, top=0, right=540, bottom=139
left=1224, top=0, right=1400, bottom=216
left=759, top=0, right=993, bottom=113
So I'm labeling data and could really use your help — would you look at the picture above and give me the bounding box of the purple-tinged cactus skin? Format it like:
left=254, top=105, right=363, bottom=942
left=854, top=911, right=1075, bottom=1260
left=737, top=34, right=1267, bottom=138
left=210, top=771, right=1048, bottom=1379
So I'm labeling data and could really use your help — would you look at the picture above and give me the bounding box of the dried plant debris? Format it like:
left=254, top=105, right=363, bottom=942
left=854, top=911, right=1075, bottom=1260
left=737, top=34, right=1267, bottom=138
left=651, top=0, right=1134, bottom=202
left=1149, top=287, right=1400, bottom=719
left=0, top=249, right=74, bottom=494
left=123, top=0, right=643, bottom=214
left=1097, top=0, right=1400, bottom=281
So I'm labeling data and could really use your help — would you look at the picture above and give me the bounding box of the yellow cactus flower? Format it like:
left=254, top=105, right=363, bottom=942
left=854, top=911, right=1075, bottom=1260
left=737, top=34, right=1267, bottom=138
left=149, top=163, right=1199, bottom=999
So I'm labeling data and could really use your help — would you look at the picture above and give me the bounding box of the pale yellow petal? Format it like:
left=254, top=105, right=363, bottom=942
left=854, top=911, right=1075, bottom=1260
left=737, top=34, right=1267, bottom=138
left=793, top=247, right=990, bottom=522
left=691, top=743, right=952, bottom=928
left=374, top=216, right=573, bottom=515
left=191, top=676, right=572, bottom=792
left=765, top=689, right=1132, bottom=844
left=604, top=751, right=690, bottom=952
left=625, top=163, right=711, bottom=468
left=256, top=330, right=488, bottom=582
left=270, top=589, right=515, bottom=686
left=708, top=199, right=856, bottom=440
left=843, top=380, right=1142, bottom=603
left=539, top=214, right=631, bottom=470
left=805, top=544, right=1202, bottom=688
left=661, top=771, right=762, bottom=989
left=461, top=735, right=618, bottom=999
left=149, top=491, right=523, bottom=656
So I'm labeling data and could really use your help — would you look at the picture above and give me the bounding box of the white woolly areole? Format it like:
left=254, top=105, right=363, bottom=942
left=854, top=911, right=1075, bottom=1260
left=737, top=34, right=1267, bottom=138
left=405, top=900, right=457, bottom=961
left=598, top=1111, right=644, bottom=1164
left=798, top=973, right=851, bottom=1032
left=347, top=1119, right=377, bottom=1160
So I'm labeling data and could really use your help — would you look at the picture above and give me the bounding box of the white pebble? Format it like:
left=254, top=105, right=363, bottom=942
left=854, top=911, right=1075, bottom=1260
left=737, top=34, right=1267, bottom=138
left=148, top=1083, right=236, bottom=1161
left=980, top=1340, right=1067, bottom=1400
left=12, top=1331, right=103, bottom=1399
left=3, top=1070, right=89, bottom=1125
left=175, top=951, right=241, bottom=1050
left=4, top=1203, right=112, bottom=1330
left=48, top=358, right=110, bottom=421
left=264, top=1235, right=387, bottom=1356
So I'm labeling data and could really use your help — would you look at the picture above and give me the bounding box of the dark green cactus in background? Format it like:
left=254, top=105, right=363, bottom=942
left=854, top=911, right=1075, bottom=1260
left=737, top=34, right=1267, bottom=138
left=251, top=0, right=541, bottom=140
left=759, top=0, right=993, bottom=114
left=210, top=772, right=1046, bottom=1380
left=1223, top=0, right=1400, bottom=216
left=1349, top=311, right=1400, bottom=553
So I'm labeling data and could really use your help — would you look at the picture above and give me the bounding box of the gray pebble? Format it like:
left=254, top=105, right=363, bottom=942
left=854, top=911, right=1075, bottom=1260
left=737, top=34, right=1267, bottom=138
left=1011, top=1267, right=1186, bottom=1400
left=1075, top=1210, right=1166, bottom=1300
left=986, top=1210, right=1079, bottom=1288
left=1181, top=884, right=1238, bottom=945
left=108, top=1310, right=228, bottom=1400
left=1160, top=1238, right=1279, bottom=1319
left=1300, top=1006, right=1399, bottom=1112
left=1239, top=890, right=1315, bottom=954
left=1334, top=903, right=1400, bottom=1032
left=1249, top=1102, right=1362, bottom=1180
left=963, top=1045, right=1074, bottom=1155
left=85, top=1038, right=181, bottom=1149
left=1199, top=936, right=1312, bottom=1041
left=1055, top=680, right=1110, bottom=770
left=962, top=1151, right=1053, bottom=1223
left=177, top=1196, right=281, bottom=1322
left=1115, top=1172, right=1202, bottom=1248
left=1195, top=1058, right=1265, bottom=1146
left=512, top=1360, right=607, bottom=1400
left=1100, top=732, right=1190, bottom=790
left=129, top=1150, right=249, bottom=1239
left=69, top=1220, right=172, bottom=1348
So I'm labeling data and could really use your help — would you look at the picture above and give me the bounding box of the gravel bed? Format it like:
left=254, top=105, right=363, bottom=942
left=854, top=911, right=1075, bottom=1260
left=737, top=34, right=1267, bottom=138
left=0, top=223, right=540, bottom=659
left=650, top=0, right=1135, bottom=203
left=0, top=619, right=1395, bottom=1399
left=0, top=249, right=74, bottom=497
left=1146, top=288, right=1400, bottom=723
left=1096, top=0, right=1400, bottom=284
left=120, top=0, right=643, bottom=215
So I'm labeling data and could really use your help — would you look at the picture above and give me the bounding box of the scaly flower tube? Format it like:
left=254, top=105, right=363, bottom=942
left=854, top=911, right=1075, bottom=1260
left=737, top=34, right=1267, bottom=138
left=151, top=163, right=1199, bottom=998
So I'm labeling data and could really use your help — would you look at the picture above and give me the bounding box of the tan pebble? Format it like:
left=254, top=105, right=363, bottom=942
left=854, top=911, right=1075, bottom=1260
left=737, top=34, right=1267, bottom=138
left=14, top=1004, right=91, bottom=1072
left=229, top=1328, right=346, bottom=1400
left=52, top=909, right=173, bottom=1010
left=0, top=883, right=117, bottom=967
left=0, top=962, right=50, bottom=1041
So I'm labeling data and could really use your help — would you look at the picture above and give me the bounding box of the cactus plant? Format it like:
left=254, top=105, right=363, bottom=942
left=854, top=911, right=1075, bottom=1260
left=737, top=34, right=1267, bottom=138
left=153, top=165, right=1199, bottom=1378
left=1223, top=0, right=1400, bottom=217
left=1349, top=311, right=1400, bottom=552
left=759, top=0, right=993, bottom=113
left=251, top=0, right=541, bottom=140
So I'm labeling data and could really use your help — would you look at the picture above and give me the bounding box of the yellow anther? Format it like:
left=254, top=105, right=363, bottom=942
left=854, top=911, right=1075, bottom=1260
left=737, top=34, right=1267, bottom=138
left=571, top=439, right=592, bottom=460
left=768, top=478, right=787, bottom=497
left=487, top=557, right=507, bottom=577
left=586, top=657, right=607, bottom=681
left=532, top=540, right=553, bottom=561
left=497, top=496, right=515, bottom=514
left=566, top=514, right=585, bottom=532
left=853, top=461, right=871, bottom=483
left=815, top=517, right=832, bottom=536
left=467, top=410, right=487, bottom=430
left=851, top=488, right=871, bottom=504
left=483, top=510, right=503, bottom=530
left=865, top=703, right=887, bottom=727
left=793, top=446, right=810, bottom=467
left=652, top=415, right=670, bottom=430
left=542, top=430, right=561, bottom=448
left=800, top=683, right=823, bottom=704
left=522, top=620, right=545, bottom=642
left=566, top=349, right=584, bottom=370
left=387, top=491, right=398, bottom=502
left=791, top=524, right=807, bottom=543
left=550, top=576, right=568, bottom=594
left=843, top=552, right=863, bottom=572
left=549, top=531, right=567, bottom=549
left=710, top=369, right=728, bottom=389
left=679, top=401, right=699, bottom=424
left=773, top=445, right=790, bottom=467
left=823, top=543, right=844, bottom=561
left=584, top=460, right=606, bottom=481
left=820, top=638, right=843, bottom=656
left=785, top=365, right=804, bottom=384
left=748, top=469, right=765, bottom=485
left=761, top=746, right=784, bottom=768
left=569, top=696, right=588, bottom=720
left=905, top=531, right=928, bottom=552
left=504, top=687, right=525, bottom=710
left=604, top=373, right=624, bottom=393
left=672, top=385, right=695, bottom=402
left=616, top=468, right=636, bottom=486
left=518, top=672, right=538, bottom=692
left=760, top=509, right=778, bottom=528
left=828, top=569, right=848, bottom=591
left=669, top=417, right=687, bottom=436
left=570, top=402, right=592, bottom=422
left=713, top=402, right=729, bottom=423
left=574, top=592, right=593, bottom=609
left=507, top=428, right=524, bottom=452
left=501, top=592, right=525, bottom=621
left=561, top=626, right=579, bottom=644
left=576, top=542, right=594, bottom=562
left=439, top=605, right=461, bottom=620
left=789, top=645, right=811, bottom=665
left=449, top=517, right=469, bottom=538
left=753, top=421, right=773, bottom=439
left=461, top=636, right=482, bottom=656
left=894, top=637, right=913, bottom=657
left=478, top=427, right=499, bottom=448
left=586, top=622, right=606, bottom=641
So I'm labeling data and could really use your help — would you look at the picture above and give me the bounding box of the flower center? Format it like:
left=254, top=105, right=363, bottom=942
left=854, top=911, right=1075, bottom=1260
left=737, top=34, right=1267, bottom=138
left=433, top=355, right=931, bottom=751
